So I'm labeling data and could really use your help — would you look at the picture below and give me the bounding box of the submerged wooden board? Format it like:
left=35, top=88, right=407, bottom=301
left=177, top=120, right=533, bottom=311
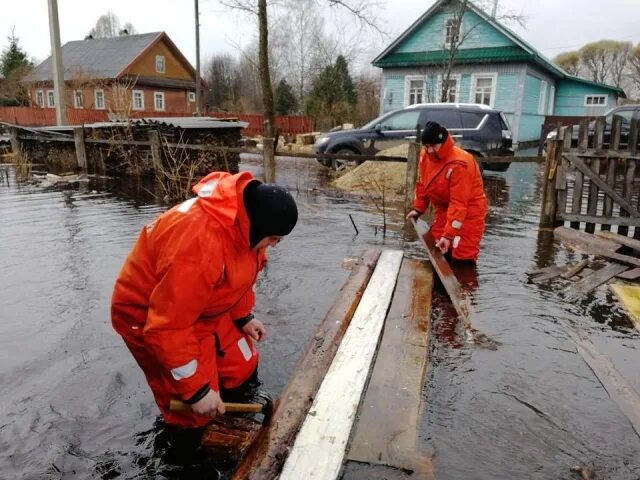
left=554, top=226, right=621, bottom=254
left=596, top=230, right=640, bottom=253
left=347, top=258, right=434, bottom=478
left=617, top=268, right=640, bottom=280
left=611, top=282, right=640, bottom=330
left=279, top=250, right=404, bottom=480
left=232, top=249, right=381, bottom=480
left=565, top=328, right=640, bottom=438
left=564, top=263, right=628, bottom=302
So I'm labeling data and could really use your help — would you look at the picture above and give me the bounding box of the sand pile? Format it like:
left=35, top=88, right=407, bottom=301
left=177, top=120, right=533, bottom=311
left=332, top=160, right=407, bottom=199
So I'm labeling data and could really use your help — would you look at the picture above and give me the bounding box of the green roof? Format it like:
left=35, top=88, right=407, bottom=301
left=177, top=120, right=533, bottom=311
left=372, top=46, right=533, bottom=67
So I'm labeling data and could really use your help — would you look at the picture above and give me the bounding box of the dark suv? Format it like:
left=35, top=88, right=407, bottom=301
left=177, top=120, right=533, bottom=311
left=314, top=103, right=514, bottom=172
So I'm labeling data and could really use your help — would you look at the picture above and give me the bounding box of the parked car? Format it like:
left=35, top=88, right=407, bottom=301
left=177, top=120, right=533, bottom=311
left=313, top=103, right=514, bottom=172
left=546, top=104, right=640, bottom=149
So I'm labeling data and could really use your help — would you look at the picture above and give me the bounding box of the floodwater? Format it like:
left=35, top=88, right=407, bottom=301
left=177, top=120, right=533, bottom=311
left=1, top=154, right=639, bottom=480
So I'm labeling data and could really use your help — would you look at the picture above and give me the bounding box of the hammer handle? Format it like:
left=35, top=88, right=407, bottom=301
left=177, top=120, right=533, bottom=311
left=169, top=399, right=264, bottom=413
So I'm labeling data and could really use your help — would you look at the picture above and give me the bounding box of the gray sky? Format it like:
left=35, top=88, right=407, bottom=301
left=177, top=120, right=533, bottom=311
left=2, top=0, right=639, bottom=71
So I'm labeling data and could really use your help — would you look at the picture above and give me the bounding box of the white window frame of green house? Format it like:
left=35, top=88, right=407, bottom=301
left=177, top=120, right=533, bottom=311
left=538, top=80, right=547, bottom=115
left=437, top=74, right=461, bottom=103
left=188, top=91, right=196, bottom=102
left=470, top=73, right=497, bottom=108
left=584, top=94, right=607, bottom=107
left=36, top=90, right=44, bottom=107
left=155, top=55, right=166, bottom=73
left=444, top=17, right=461, bottom=47
left=74, top=90, right=83, bottom=109
left=95, top=89, right=105, bottom=110
left=548, top=86, right=556, bottom=114
left=132, top=90, right=144, bottom=110
left=154, top=91, right=165, bottom=111
left=47, top=90, right=55, bottom=108
left=404, top=76, right=426, bottom=106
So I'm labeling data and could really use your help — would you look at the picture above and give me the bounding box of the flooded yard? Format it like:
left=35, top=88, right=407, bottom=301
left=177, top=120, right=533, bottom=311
left=1, top=155, right=639, bottom=479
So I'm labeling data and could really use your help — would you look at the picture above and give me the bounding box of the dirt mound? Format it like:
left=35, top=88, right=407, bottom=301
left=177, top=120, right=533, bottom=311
left=332, top=160, right=407, bottom=199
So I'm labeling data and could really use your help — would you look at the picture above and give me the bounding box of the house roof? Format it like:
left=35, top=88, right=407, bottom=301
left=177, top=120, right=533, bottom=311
left=24, top=32, right=197, bottom=83
left=373, top=0, right=625, bottom=96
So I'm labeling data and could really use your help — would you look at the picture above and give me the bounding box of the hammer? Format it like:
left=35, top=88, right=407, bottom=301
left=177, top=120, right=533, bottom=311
left=169, top=390, right=274, bottom=421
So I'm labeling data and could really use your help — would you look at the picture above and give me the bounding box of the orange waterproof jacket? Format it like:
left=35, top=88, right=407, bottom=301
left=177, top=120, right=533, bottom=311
left=111, top=171, right=265, bottom=402
left=413, top=136, right=487, bottom=259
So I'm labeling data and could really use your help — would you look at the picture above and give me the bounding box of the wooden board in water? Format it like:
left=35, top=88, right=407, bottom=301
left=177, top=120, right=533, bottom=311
left=347, top=258, right=434, bottom=478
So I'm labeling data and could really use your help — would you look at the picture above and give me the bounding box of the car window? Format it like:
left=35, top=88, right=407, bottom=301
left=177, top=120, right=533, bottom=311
left=421, top=109, right=462, bottom=129
left=379, top=110, right=421, bottom=131
left=483, top=113, right=502, bottom=134
left=460, top=111, right=486, bottom=129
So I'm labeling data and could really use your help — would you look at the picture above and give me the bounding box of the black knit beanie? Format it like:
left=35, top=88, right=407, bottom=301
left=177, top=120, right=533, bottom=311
left=243, top=181, right=298, bottom=248
left=421, top=121, right=449, bottom=145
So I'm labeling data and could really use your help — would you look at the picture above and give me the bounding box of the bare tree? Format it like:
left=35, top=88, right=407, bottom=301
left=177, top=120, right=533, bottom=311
left=579, top=40, right=632, bottom=87
left=354, top=72, right=381, bottom=125
left=88, top=11, right=137, bottom=38
left=553, top=51, right=581, bottom=76
left=220, top=0, right=382, bottom=180
left=629, top=44, right=640, bottom=97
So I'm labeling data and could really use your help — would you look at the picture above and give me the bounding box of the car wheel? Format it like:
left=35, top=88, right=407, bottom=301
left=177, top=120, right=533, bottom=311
left=331, top=148, right=359, bottom=171
left=483, top=162, right=510, bottom=172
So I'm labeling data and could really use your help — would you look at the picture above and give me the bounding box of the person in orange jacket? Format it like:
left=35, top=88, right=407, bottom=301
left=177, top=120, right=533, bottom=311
left=407, top=121, right=487, bottom=263
left=111, top=171, right=298, bottom=428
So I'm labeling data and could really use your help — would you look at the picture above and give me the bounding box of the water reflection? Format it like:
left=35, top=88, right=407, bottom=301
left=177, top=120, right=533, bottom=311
left=2, top=158, right=640, bottom=480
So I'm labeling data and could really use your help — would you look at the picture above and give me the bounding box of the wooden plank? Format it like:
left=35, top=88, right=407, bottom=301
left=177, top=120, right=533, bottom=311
left=565, top=328, right=640, bottom=438
left=593, top=117, right=606, bottom=152
left=570, top=167, right=584, bottom=230
left=616, top=268, right=640, bottom=280
left=565, top=154, right=640, bottom=218
left=560, top=259, right=590, bottom=279
left=611, top=282, right=640, bottom=329
left=73, top=127, right=87, bottom=172
left=527, top=264, right=566, bottom=276
left=530, top=265, right=569, bottom=283
left=404, top=141, right=419, bottom=216
left=564, top=263, right=628, bottom=302
left=619, top=158, right=636, bottom=237
left=347, top=258, right=434, bottom=478
left=611, top=114, right=623, bottom=151
left=279, top=250, right=404, bottom=480
left=585, top=157, right=600, bottom=234
left=578, top=120, right=589, bottom=153
left=540, top=138, right=560, bottom=228
left=558, top=213, right=640, bottom=228
left=595, top=230, right=640, bottom=253
left=556, top=159, right=568, bottom=218
left=601, top=158, right=617, bottom=231
left=233, top=249, right=381, bottom=480
left=554, top=226, right=620, bottom=254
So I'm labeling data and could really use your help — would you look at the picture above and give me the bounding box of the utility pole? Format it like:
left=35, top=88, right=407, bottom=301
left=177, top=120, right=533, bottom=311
left=47, top=0, right=67, bottom=125
left=194, top=0, right=201, bottom=115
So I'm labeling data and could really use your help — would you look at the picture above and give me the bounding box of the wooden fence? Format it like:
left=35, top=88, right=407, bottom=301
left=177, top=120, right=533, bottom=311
left=538, top=115, right=594, bottom=155
left=540, top=116, right=640, bottom=238
left=0, top=107, right=313, bottom=136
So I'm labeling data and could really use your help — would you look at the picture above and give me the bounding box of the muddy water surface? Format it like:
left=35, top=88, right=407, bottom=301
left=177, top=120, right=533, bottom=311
left=0, top=155, right=639, bottom=479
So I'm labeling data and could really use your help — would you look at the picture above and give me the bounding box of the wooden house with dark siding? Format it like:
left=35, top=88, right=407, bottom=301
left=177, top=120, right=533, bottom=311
left=373, top=0, right=625, bottom=146
left=23, top=32, right=201, bottom=115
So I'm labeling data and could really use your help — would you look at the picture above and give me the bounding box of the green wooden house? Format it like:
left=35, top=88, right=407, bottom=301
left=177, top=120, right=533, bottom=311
left=372, top=0, right=626, bottom=146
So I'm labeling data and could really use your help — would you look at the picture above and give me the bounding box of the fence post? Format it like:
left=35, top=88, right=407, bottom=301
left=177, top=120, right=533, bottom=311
left=73, top=127, right=87, bottom=172
left=539, top=130, right=563, bottom=229
left=9, top=127, right=20, bottom=155
left=404, top=129, right=421, bottom=217
left=149, top=130, right=163, bottom=176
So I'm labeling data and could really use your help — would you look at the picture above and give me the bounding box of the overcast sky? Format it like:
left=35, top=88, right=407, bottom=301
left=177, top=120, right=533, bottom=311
left=2, top=0, right=639, bottom=71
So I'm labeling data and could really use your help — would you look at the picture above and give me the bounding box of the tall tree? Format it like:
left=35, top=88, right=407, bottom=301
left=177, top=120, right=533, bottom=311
left=629, top=44, right=640, bottom=96
left=579, top=40, right=632, bottom=87
left=354, top=72, right=381, bottom=126
left=0, top=32, right=32, bottom=105
left=305, top=55, right=357, bottom=129
left=88, top=12, right=136, bottom=38
left=553, top=51, right=581, bottom=76
left=274, top=79, right=298, bottom=115
left=0, top=32, right=31, bottom=79
left=203, top=53, right=240, bottom=110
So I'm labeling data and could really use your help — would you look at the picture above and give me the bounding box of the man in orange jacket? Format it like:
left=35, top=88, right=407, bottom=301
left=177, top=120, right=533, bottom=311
left=407, top=121, right=487, bottom=263
left=111, top=171, right=298, bottom=428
